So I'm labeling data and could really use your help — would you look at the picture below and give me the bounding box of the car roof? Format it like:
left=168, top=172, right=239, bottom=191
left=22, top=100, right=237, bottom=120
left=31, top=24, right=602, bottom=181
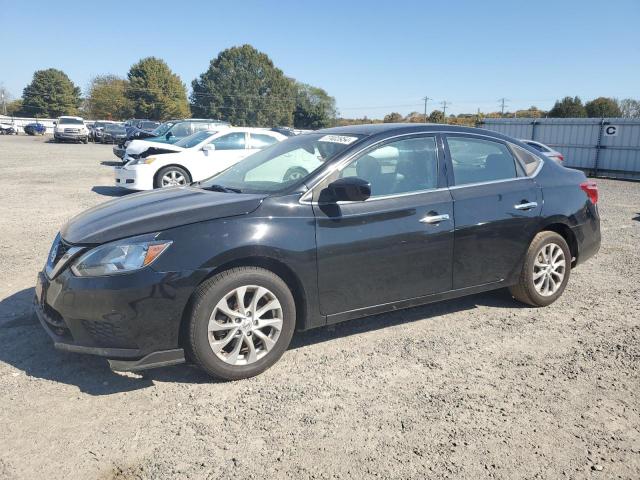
left=315, top=123, right=513, bottom=140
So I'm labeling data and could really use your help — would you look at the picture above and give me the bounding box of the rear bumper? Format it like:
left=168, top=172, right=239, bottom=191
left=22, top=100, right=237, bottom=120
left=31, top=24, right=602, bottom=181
left=572, top=205, right=601, bottom=266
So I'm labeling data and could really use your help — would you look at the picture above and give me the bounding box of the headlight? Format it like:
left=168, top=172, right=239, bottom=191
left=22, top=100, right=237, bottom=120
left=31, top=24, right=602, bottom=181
left=71, top=240, right=172, bottom=277
left=129, top=156, right=157, bottom=166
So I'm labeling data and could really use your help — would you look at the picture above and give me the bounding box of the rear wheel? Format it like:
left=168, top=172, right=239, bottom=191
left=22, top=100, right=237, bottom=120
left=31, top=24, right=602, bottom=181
left=187, top=267, right=296, bottom=380
left=509, top=231, right=571, bottom=307
left=155, top=166, right=191, bottom=188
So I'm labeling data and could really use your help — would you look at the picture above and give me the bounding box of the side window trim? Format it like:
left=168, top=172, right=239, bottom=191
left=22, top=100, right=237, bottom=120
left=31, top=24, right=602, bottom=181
left=443, top=133, right=532, bottom=188
left=312, top=133, right=442, bottom=203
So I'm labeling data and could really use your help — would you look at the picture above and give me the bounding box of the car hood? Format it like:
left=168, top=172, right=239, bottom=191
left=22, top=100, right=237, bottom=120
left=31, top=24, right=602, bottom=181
left=126, top=139, right=185, bottom=155
left=61, top=187, right=266, bottom=245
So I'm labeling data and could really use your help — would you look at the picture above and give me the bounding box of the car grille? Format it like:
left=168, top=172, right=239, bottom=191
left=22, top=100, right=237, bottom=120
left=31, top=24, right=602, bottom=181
left=81, top=320, right=134, bottom=347
left=64, top=128, right=81, bottom=134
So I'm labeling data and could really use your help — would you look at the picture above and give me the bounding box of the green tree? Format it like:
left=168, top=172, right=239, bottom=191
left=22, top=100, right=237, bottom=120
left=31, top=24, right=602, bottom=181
left=514, top=106, right=544, bottom=118
left=21, top=68, right=81, bottom=117
left=383, top=112, right=404, bottom=123
left=191, top=45, right=295, bottom=126
left=618, top=98, right=640, bottom=118
left=585, top=97, right=622, bottom=118
left=428, top=110, right=444, bottom=123
left=125, top=57, right=190, bottom=120
left=86, top=75, right=133, bottom=120
left=293, top=82, right=337, bottom=129
left=548, top=96, right=587, bottom=118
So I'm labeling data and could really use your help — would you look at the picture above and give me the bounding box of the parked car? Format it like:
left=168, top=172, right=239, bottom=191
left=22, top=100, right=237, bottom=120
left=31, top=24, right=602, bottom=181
left=24, top=122, right=47, bottom=135
left=53, top=116, right=89, bottom=143
left=0, top=122, right=18, bottom=135
left=114, top=128, right=286, bottom=190
left=101, top=123, right=127, bottom=144
left=519, top=139, right=564, bottom=163
left=119, top=119, right=231, bottom=163
left=35, top=124, right=600, bottom=380
left=90, top=121, right=115, bottom=143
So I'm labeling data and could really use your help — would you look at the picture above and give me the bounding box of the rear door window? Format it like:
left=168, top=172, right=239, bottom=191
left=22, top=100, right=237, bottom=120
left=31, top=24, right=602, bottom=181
left=212, top=132, right=247, bottom=150
left=446, top=136, right=518, bottom=185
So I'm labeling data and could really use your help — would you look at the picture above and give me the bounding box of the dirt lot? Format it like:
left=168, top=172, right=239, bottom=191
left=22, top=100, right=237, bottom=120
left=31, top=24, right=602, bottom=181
left=0, top=134, right=638, bottom=479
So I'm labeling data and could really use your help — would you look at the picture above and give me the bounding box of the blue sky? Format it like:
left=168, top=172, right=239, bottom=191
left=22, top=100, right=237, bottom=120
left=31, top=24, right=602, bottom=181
left=1, top=0, right=638, bottom=117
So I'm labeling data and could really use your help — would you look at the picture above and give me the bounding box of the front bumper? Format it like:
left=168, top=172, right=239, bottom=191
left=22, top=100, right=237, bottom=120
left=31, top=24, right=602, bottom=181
left=34, top=265, right=208, bottom=365
left=54, top=132, right=87, bottom=141
left=114, top=165, right=154, bottom=190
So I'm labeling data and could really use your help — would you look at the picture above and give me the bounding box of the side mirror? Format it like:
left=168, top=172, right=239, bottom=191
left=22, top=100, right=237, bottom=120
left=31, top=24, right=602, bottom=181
left=166, top=131, right=173, bottom=139
left=326, top=176, right=371, bottom=202
left=202, top=143, right=216, bottom=152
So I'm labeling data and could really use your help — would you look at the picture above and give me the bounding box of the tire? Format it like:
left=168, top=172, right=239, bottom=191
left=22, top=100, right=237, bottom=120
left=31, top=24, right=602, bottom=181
left=509, top=231, right=571, bottom=307
left=154, top=166, right=191, bottom=188
left=83, top=138, right=88, bottom=144
left=187, top=267, right=296, bottom=380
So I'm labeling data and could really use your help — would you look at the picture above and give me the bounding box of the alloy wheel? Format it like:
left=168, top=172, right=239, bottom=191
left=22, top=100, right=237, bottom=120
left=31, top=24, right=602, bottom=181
left=161, top=170, right=187, bottom=187
left=207, top=285, right=283, bottom=366
left=533, top=242, right=566, bottom=296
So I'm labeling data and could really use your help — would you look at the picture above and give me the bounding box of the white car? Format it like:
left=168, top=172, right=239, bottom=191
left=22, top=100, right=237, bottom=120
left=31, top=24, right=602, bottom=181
left=114, top=128, right=286, bottom=190
left=54, top=116, right=89, bottom=143
left=520, top=139, right=564, bottom=163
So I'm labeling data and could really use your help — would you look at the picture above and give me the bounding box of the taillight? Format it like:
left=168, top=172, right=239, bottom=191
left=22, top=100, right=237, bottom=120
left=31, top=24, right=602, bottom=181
left=580, top=181, right=598, bottom=205
left=555, top=154, right=564, bottom=162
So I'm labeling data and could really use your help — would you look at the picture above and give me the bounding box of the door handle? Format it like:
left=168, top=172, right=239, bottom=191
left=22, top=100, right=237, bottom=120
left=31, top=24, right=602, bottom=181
left=420, top=213, right=450, bottom=224
left=514, top=202, right=538, bottom=210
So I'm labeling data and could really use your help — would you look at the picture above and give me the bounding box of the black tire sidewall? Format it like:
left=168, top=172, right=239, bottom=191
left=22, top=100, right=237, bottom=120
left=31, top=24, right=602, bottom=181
left=523, top=232, right=571, bottom=307
left=189, top=268, right=296, bottom=381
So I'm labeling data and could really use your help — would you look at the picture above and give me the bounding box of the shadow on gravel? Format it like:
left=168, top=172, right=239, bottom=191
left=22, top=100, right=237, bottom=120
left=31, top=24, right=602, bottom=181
left=0, top=287, right=523, bottom=395
left=633, top=212, right=640, bottom=222
left=92, top=186, right=134, bottom=197
left=0, top=288, right=213, bottom=396
left=290, top=288, right=525, bottom=350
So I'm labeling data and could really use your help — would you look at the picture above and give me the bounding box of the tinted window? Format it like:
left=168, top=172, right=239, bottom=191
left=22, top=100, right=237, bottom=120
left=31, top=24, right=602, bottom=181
left=59, top=118, right=84, bottom=125
left=170, top=123, right=192, bottom=137
left=339, top=137, right=438, bottom=197
left=447, top=136, right=517, bottom=185
left=212, top=132, right=246, bottom=150
left=249, top=133, right=278, bottom=149
left=512, top=145, right=542, bottom=176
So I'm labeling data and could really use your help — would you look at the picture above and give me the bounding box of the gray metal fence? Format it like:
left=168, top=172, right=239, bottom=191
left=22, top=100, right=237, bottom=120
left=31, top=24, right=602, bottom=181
left=478, top=118, right=640, bottom=180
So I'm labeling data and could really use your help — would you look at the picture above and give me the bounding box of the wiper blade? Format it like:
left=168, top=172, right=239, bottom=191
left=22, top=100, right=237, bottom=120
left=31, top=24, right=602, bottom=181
left=199, top=183, right=242, bottom=193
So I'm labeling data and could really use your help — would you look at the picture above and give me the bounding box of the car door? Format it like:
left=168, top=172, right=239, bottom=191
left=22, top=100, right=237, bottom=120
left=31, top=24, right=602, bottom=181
left=193, top=132, right=249, bottom=180
left=443, top=134, right=542, bottom=289
left=313, top=134, right=454, bottom=316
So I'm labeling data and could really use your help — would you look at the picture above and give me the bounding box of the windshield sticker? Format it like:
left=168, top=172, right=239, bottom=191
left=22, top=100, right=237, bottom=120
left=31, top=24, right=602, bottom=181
left=318, top=135, right=358, bottom=145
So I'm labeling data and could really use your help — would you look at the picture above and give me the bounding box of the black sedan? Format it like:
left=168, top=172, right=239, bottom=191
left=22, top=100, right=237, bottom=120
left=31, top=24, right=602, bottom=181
left=35, top=124, right=601, bottom=380
left=101, top=123, right=127, bottom=144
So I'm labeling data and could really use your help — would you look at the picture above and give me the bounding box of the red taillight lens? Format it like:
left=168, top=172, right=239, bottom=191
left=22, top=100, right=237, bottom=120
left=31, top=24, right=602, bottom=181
left=556, top=154, right=564, bottom=161
left=580, top=180, right=598, bottom=205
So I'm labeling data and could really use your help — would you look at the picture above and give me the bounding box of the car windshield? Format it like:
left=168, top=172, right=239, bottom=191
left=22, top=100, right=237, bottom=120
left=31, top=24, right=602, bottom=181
left=199, top=133, right=364, bottom=194
left=105, top=124, right=125, bottom=132
left=174, top=130, right=216, bottom=149
left=140, top=121, right=158, bottom=129
left=59, top=118, right=83, bottom=125
left=152, top=122, right=175, bottom=136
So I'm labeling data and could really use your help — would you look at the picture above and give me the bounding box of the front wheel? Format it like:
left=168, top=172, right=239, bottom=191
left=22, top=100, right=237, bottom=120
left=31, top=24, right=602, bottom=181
left=187, top=267, right=296, bottom=380
left=509, top=231, right=571, bottom=307
left=155, top=166, right=191, bottom=188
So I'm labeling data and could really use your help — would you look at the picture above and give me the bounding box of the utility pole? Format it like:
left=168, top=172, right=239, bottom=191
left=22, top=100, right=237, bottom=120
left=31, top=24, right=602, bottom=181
left=498, top=98, right=509, bottom=117
left=441, top=100, right=449, bottom=122
left=1, top=91, right=5, bottom=116
left=423, top=96, right=431, bottom=123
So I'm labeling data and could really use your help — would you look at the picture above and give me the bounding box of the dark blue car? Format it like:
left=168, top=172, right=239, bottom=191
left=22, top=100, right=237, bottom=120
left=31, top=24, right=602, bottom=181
left=24, top=122, right=47, bottom=135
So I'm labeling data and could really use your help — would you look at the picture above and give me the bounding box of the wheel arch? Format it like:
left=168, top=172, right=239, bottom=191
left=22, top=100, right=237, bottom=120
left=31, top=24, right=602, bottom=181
left=539, top=221, right=578, bottom=265
left=178, top=255, right=309, bottom=351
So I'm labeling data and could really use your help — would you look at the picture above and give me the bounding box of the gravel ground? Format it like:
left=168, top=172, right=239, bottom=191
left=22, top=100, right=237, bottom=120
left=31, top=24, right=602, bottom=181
left=0, top=135, right=638, bottom=479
